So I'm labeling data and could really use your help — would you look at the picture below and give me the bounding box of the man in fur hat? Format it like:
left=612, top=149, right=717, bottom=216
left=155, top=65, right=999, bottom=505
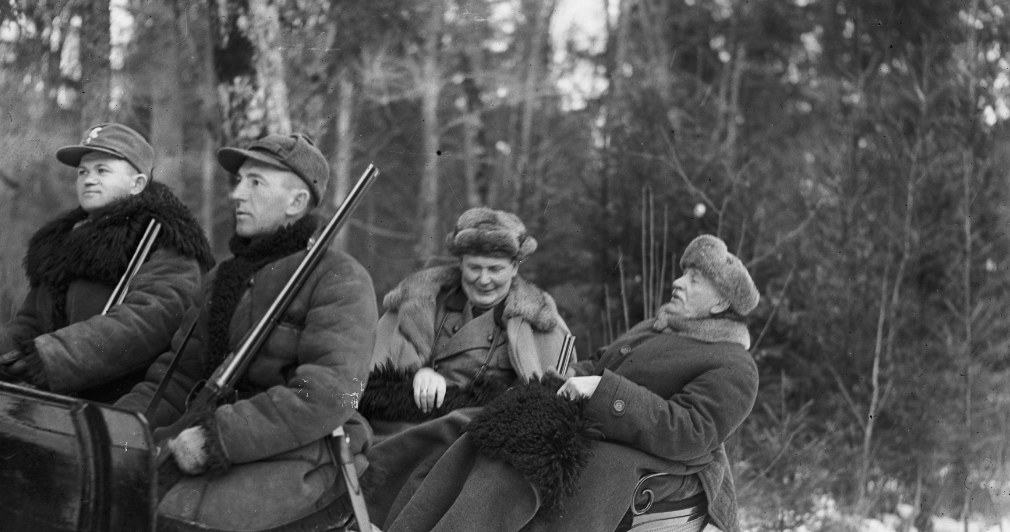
left=115, top=133, right=378, bottom=531
left=0, top=123, right=214, bottom=403
left=374, top=234, right=759, bottom=532
left=357, top=207, right=573, bottom=524
left=359, top=206, right=572, bottom=435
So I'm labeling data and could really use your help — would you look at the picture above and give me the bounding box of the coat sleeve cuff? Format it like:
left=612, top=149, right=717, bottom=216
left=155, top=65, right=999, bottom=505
left=18, top=340, right=50, bottom=390
left=198, top=414, right=231, bottom=475
left=584, top=369, right=629, bottom=424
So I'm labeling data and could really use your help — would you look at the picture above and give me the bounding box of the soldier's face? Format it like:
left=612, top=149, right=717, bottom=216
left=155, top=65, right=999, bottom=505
left=669, top=268, right=728, bottom=319
left=460, top=255, right=518, bottom=309
left=229, top=161, right=308, bottom=238
left=76, top=153, right=146, bottom=213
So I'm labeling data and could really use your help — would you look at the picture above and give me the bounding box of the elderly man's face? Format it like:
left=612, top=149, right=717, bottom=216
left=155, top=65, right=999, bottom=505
left=229, top=160, right=308, bottom=237
left=460, top=254, right=518, bottom=309
left=668, top=267, right=727, bottom=319
left=76, top=152, right=146, bottom=213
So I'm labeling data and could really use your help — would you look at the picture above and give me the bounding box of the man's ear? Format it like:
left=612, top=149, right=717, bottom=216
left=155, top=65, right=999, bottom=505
left=710, top=299, right=731, bottom=315
left=285, top=188, right=311, bottom=217
left=130, top=174, right=149, bottom=195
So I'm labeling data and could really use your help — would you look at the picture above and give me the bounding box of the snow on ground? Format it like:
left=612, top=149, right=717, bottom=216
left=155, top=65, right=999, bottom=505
left=740, top=496, right=1009, bottom=532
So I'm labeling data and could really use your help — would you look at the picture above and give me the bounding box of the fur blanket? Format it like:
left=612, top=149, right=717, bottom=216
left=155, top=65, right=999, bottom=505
left=466, top=375, right=601, bottom=512
left=359, top=363, right=509, bottom=423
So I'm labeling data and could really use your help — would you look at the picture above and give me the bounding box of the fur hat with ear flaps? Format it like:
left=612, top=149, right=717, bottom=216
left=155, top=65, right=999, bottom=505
left=446, top=207, right=537, bottom=261
left=681, top=235, right=760, bottom=316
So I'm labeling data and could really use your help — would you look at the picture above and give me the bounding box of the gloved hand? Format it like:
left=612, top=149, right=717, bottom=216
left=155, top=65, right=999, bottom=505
left=166, top=426, right=210, bottom=475
left=0, top=348, right=48, bottom=388
left=0, top=349, right=28, bottom=382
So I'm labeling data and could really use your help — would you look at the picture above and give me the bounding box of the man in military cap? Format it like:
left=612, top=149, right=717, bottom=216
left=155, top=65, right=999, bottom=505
left=116, top=133, right=378, bottom=531
left=0, top=123, right=214, bottom=403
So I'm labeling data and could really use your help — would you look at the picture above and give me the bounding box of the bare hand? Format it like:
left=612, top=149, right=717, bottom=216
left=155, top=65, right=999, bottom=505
left=556, top=376, right=601, bottom=400
left=413, top=367, right=447, bottom=413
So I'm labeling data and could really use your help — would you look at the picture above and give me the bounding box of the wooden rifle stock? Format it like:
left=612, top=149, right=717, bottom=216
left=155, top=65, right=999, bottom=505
left=156, top=164, right=379, bottom=465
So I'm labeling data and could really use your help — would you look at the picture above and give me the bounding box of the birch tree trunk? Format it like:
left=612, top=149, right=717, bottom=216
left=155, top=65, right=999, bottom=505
left=459, top=53, right=484, bottom=208
left=78, top=0, right=111, bottom=129
left=414, top=1, right=444, bottom=264
left=331, top=71, right=355, bottom=251
left=247, top=0, right=290, bottom=134
left=510, top=0, right=555, bottom=214
left=193, top=1, right=224, bottom=249
left=149, top=1, right=185, bottom=192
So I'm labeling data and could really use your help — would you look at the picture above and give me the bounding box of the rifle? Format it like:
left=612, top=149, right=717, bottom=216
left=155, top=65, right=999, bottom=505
left=555, top=334, right=576, bottom=375
left=155, top=163, right=379, bottom=459
left=103, top=218, right=162, bottom=314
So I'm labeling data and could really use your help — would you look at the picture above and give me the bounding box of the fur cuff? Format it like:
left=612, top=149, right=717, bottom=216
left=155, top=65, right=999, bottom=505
left=165, top=412, right=230, bottom=476
left=196, top=414, right=231, bottom=475
left=359, top=363, right=509, bottom=422
left=466, top=375, right=602, bottom=513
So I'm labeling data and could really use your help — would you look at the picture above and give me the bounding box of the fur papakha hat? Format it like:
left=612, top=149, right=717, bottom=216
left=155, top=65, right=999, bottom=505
left=445, top=207, right=537, bottom=260
left=680, top=234, right=759, bottom=315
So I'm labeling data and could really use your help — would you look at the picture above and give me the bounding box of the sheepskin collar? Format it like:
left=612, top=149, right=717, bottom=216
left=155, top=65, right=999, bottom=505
left=24, top=181, right=214, bottom=288
left=652, top=303, right=752, bottom=349
left=384, top=265, right=559, bottom=332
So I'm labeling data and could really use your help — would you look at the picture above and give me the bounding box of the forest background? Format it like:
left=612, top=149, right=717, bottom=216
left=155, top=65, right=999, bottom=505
left=2, top=0, right=1010, bottom=530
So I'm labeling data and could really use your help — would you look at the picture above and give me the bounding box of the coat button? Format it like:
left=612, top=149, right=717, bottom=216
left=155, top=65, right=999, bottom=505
left=619, top=344, right=631, bottom=355
left=452, top=324, right=459, bottom=333
left=248, top=278, right=255, bottom=286
left=613, top=399, right=626, bottom=412
left=487, top=334, right=494, bottom=342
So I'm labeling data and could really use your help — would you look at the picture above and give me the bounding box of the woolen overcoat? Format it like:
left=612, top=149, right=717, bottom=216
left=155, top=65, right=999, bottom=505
left=116, top=237, right=377, bottom=531
left=372, top=318, right=758, bottom=532
left=0, top=182, right=214, bottom=402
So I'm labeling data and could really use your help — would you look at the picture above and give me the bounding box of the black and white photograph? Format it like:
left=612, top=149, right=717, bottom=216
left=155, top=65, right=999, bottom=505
left=1, top=0, right=1009, bottom=531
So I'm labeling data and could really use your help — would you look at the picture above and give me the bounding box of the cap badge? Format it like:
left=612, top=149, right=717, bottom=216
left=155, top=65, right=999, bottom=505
left=83, top=126, right=103, bottom=144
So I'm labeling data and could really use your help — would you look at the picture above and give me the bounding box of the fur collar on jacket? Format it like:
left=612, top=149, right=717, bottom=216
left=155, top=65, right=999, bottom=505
left=652, top=303, right=752, bottom=349
left=24, top=181, right=215, bottom=289
left=383, top=265, right=561, bottom=359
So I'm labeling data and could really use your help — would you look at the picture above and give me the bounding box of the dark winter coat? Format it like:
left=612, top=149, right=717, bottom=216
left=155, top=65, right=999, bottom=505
left=115, top=215, right=378, bottom=531
left=366, top=316, right=758, bottom=532
left=0, top=182, right=214, bottom=402
left=560, top=318, right=758, bottom=532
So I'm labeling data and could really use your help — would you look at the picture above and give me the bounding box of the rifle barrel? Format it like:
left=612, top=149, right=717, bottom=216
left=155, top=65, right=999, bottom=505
left=213, top=164, right=380, bottom=390
left=555, top=334, right=576, bottom=375
left=103, top=219, right=161, bottom=314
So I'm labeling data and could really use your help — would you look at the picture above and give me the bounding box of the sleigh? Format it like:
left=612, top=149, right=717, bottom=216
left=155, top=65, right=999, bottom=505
left=0, top=381, right=372, bottom=532
left=0, top=381, right=155, bottom=531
